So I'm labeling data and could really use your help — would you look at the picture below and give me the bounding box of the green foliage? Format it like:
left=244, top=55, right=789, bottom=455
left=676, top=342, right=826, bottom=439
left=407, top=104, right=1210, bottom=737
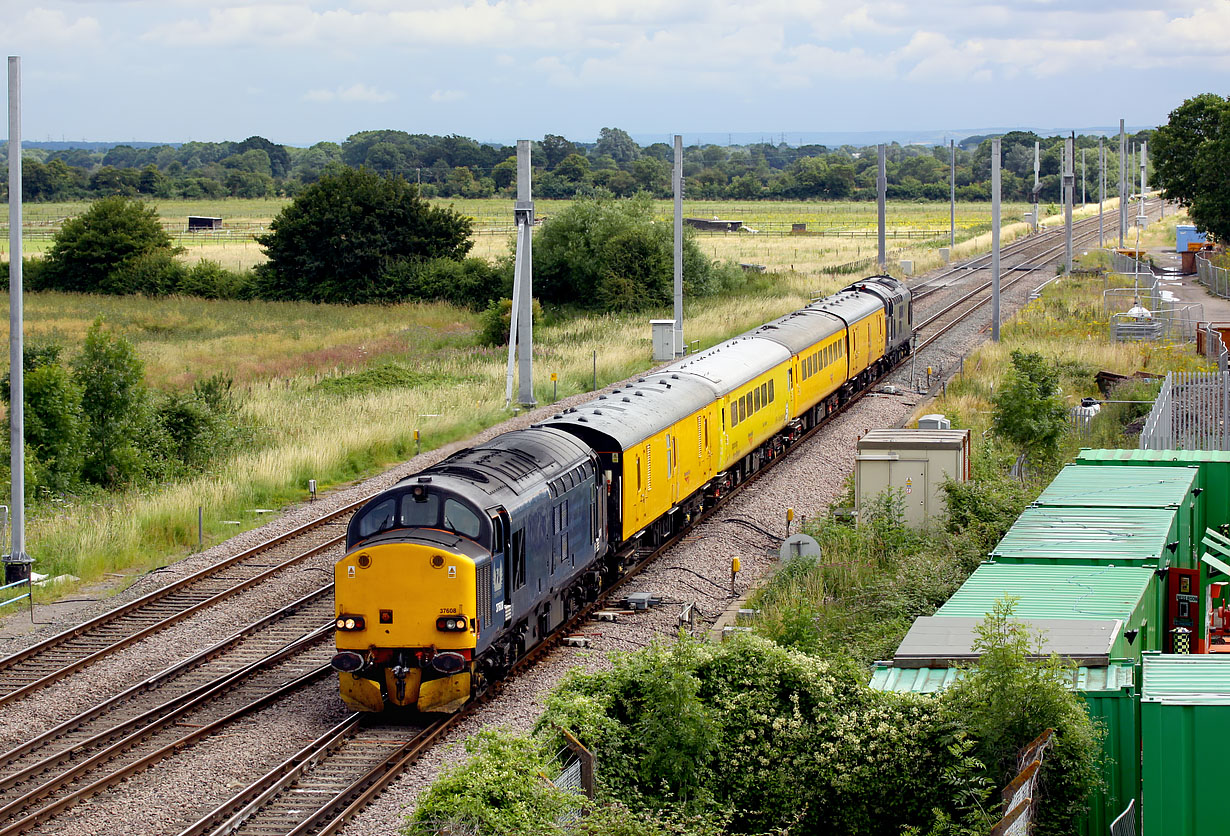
left=477, top=297, right=546, bottom=347
left=751, top=492, right=985, bottom=665
left=532, top=194, right=728, bottom=312
left=991, top=349, right=1069, bottom=466
left=152, top=374, right=249, bottom=474
left=311, top=363, right=463, bottom=396
left=944, top=598, right=1103, bottom=836
left=73, top=320, right=153, bottom=487
left=175, top=259, right=256, bottom=300
left=380, top=256, right=510, bottom=310
left=536, top=635, right=981, bottom=835
left=1153, top=93, right=1230, bottom=242
left=404, top=728, right=579, bottom=836
left=1, top=343, right=85, bottom=494
left=38, top=196, right=181, bottom=294
left=255, top=166, right=473, bottom=304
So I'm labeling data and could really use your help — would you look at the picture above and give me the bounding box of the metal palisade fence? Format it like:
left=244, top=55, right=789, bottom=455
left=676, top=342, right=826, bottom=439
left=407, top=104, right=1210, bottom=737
left=1140, top=370, right=1230, bottom=451
left=1196, top=252, right=1230, bottom=299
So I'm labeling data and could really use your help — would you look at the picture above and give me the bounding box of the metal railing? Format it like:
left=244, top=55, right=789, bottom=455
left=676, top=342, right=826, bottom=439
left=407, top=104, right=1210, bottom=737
left=1196, top=252, right=1230, bottom=299
left=0, top=576, right=31, bottom=611
left=1203, top=323, right=1230, bottom=373
left=1140, top=371, right=1230, bottom=451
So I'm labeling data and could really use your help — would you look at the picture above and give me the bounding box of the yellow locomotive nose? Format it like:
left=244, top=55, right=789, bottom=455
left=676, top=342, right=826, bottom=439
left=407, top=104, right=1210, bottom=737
left=334, top=541, right=478, bottom=712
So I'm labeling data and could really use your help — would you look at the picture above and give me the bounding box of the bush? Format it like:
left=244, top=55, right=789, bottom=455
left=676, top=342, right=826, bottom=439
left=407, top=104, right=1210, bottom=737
left=2, top=343, right=85, bottom=494
left=152, top=373, right=249, bottom=474
left=533, top=194, right=724, bottom=311
left=103, top=249, right=188, bottom=296
left=175, top=259, right=256, bottom=299
left=944, top=598, right=1103, bottom=836
left=73, top=320, right=153, bottom=487
left=478, top=297, right=545, bottom=346
left=405, top=729, right=580, bottom=836
left=255, top=166, right=473, bottom=304
left=381, top=256, right=510, bottom=309
left=39, top=195, right=181, bottom=294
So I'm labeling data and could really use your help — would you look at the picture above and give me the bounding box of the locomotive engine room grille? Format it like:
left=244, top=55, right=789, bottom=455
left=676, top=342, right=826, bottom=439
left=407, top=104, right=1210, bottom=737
left=477, top=563, right=492, bottom=627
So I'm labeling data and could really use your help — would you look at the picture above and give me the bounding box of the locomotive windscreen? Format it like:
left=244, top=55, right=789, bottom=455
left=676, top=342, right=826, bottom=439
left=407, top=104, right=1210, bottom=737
left=351, top=489, right=488, bottom=547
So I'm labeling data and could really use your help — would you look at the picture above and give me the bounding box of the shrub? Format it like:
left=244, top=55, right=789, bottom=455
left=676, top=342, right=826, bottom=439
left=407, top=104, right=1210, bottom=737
left=381, top=256, right=511, bottom=309
left=103, top=249, right=188, bottom=296
left=176, top=259, right=255, bottom=299
left=39, top=195, right=181, bottom=294
left=405, top=728, right=580, bottom=836
left=478, top=297, right=545, bottom=347
left=533, top=193, right=723, bottom=311
left=73, top=320, right=153, bottom=487
left=255, top=166, right=473, bottom=304
left=2, top=343, right=85, bottom=494
left=944, top=598, right=1103, bottom=836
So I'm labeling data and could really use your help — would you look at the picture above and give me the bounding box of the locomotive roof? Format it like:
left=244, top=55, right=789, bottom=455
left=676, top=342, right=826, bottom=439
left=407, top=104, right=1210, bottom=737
left=653, top=335, right=791, bottom=397
left=543, top=373, right=717, bottom=450
left=746, top=308, right=847, bottom=355
left=396, top=426, right=593, bottom=498
left=804, top=288, right=883, bottom=323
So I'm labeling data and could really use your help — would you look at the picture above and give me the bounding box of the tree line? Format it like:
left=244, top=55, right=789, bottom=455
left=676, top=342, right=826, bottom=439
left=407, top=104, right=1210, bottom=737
left=1, top=125, right=1153, bottom=204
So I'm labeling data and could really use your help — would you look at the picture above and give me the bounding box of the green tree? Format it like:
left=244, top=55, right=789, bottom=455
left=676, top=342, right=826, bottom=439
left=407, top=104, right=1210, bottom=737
left=39, top=196, right=180, bottom=294
left=1153, top=93, right=1230, bottom=241
left=594, top=127, right=641, bottom=163
left=73, top=321, right=152, bottom=487
left=254, top=166, right=473, bottom=304
left=533, top=194, right=719, bottom=311
left=2, top=344, right=85, bottom=493
left=990, top=350, right=1068, bottom=465
left=944, top=598, right=1102, bottom=836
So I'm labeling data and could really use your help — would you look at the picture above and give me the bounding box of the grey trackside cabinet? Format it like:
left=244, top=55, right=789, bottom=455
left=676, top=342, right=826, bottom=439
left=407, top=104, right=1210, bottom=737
left=855, top=428, right=971, bottom=526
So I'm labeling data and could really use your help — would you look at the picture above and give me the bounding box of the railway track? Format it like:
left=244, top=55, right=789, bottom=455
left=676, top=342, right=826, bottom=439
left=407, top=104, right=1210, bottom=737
left=0, top=616, right=334, bottom=836
left=0, top=501, right=365, bottom=708
left=913, top=200, right=1163, bottom=352
left=909, top=202, right=1154, bottom=302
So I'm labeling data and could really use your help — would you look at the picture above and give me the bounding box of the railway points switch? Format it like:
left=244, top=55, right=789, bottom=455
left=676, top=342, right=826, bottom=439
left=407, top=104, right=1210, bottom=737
left=595, top=611, right=621, bottom=622
left=624, top=592, right=662, bottom=610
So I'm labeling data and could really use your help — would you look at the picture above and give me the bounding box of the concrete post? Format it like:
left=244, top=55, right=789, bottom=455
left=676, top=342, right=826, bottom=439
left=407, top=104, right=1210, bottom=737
left=1064, top=134, right=1074, bottom=274
left=515, top=140, right=535, bottom=407
left=6, top=57, right=27, bottom=584
left=991, top=137, right=1001, bottom=343
left=1119, top=120, right=1127, bottom=248
left=949, top=139, right=955, bottom=250
left=673, top=135, right=683, bottom=357
left=877, top=144, right=886, bottom=271
left=1032, top=141, right=1040, bottom=233
left=1099, top=138, right=1105, bottom=248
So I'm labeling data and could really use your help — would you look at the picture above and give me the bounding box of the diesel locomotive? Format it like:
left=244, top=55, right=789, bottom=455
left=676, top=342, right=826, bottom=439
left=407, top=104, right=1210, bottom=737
left=332, top=275, right=912, bottom=712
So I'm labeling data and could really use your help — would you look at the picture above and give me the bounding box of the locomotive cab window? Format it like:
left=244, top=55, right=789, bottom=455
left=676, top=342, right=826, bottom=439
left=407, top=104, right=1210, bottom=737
left=357, top=497, right=398, bottom=539
left=442, top=499, right=481, bottom=540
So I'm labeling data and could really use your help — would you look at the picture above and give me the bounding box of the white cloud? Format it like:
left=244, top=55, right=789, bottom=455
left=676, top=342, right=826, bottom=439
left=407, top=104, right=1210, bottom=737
left=1, top=8, right=101, bottom=47
left=429, top=89, right=466, bottom=103
left=302, top=83, right=395, bottom=103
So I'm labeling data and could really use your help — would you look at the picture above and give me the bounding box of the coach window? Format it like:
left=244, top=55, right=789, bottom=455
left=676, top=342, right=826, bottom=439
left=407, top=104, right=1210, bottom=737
left=753, top=387, right=761, bottom=412
left=761, top=382, right=768, bottom=404
left=768, top=380, right=775, bottom=402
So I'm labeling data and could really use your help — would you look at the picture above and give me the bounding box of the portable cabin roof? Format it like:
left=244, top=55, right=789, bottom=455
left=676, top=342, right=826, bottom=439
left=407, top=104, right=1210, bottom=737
left=647, top=335, right=791, bottom=398
left=542, top=374, right=717, bottom=451
left=1077, top=449, right=1230, bottom=466
left=935, top=564, right=1155, bottom=622
left=745, top=309, right=846, bottom=354
left=1034, top=464, right=1196, bottom=509
left=870, top=660, right=1135, bottom=695
left=892, top=615, right=1122, bottom=668
left=991, top=506, right=1178, bottom=566
left=1141, top=655, right=1230, bottom=704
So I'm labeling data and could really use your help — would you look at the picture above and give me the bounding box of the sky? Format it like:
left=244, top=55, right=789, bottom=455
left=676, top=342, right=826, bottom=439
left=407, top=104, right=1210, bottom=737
left=2, top=0, right=1228, bottom=147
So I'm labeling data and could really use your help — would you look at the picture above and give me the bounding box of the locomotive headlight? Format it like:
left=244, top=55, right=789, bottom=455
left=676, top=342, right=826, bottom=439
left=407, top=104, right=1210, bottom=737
left=344, top=617, right=357, bottom=630
left=336, top=618, right=346, bottom=629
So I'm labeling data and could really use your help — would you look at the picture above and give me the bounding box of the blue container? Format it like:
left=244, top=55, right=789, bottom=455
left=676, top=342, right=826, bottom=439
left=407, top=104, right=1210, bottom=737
left=1176, top=224, right=1207, bottom=252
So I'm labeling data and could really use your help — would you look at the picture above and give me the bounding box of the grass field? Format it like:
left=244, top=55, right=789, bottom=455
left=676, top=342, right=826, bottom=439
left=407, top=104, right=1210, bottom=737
left=2, top=196, right=1123, bottom=277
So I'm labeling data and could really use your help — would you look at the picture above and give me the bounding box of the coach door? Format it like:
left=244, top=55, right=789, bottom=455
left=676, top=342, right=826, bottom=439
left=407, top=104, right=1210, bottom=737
left=490, top=509, right=511, bottom=630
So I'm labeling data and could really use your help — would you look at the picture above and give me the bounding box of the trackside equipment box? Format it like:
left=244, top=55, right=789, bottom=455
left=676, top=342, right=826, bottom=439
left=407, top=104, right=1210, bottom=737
left=855, top=428, right=970, bottom=527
